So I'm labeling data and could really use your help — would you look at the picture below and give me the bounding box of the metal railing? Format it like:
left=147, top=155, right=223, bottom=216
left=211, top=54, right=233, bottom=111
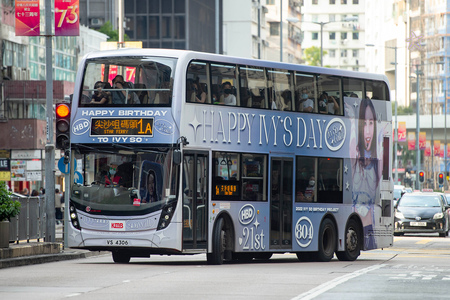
left=9, top=196, right=46, bottom=243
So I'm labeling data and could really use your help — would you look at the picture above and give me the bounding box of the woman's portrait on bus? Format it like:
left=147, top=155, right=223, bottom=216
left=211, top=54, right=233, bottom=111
left=139, top=161, right=163, bottom=204
left=347, top=97, right=386, bottom=249
left=142, top=170, right=157, bottom=203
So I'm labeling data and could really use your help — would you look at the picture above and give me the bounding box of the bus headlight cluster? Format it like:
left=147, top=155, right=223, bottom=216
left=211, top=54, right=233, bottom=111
left=157, top=201, right=177, bottom=230
left=69, top=202, right=81, bottom=230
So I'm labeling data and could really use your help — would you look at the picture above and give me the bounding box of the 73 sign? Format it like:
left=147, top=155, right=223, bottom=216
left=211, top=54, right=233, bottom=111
left=55, top=0, right=79, bottom=36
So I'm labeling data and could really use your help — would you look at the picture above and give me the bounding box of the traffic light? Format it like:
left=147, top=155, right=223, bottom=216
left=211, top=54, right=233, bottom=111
left=438, top=173, right=444, bottom=185
left=55, top=103, right=70, bottom=150
left=419, top=171, right=425, bottom=183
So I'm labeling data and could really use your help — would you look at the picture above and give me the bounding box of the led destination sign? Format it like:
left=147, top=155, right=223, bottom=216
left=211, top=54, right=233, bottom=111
left=91, top=118, right=154, bottom=136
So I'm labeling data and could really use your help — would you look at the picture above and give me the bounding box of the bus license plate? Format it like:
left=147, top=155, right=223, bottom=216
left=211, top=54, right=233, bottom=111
left=106, top=239, right=130, bottom=246
left=410, top=222, right=426, bottom=227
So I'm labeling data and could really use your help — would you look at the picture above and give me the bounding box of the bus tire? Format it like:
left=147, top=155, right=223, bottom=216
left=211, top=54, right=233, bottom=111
left=112, top=251, right=131, bottom=264
left=317, top=218, right=337, bottom=262
left=336, top=219, right=361, bottom=261
left=207, top=218, right=226, bottom=265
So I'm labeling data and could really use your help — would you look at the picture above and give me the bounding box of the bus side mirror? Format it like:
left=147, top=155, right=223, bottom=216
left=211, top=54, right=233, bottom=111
left=173, top=150, right=181, bottom=165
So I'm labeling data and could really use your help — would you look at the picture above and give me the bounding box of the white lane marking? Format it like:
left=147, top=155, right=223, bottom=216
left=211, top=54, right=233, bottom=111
left=291, top=264, right=385, bottom=300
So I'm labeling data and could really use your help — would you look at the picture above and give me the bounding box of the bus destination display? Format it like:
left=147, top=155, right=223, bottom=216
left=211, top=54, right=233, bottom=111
left=215, top=183, right=239, bottom=197
left=91, top=118, right=154, bottom=136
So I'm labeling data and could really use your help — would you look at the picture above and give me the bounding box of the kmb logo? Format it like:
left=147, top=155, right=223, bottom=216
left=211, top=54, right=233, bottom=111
left=110, top=221, right=125, bottom=231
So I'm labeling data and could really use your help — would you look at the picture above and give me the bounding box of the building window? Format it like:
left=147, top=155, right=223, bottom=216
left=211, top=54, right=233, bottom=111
left=341, top=32, right=347, bottom=40
left=340, top=49, right=347, bottom=57
left=353, top=0, right=358, bottom=3
left=312, top=32, right=319, bottom=40
left=270, top=22, right=280, bottom=36
left=329, top=32, right=336, bottom=40
left=267, top=0, right=275, bottom=4
left=353, top=49, right=358, bottom=57
left=329, top=14, right=335, bottom=22
left=312, top=0, right=318, bottom=4
left=329, top=49, right=336, bottom=57
left=341, top=0, right=347, bottom=4
left=352, top=32, right=359, bottom=40
left=330, top=0, right=335, bottom=3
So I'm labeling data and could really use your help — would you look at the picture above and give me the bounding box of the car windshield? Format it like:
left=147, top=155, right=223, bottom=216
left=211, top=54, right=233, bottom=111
left=399, top=195, right=441, bottom=207
left=393, top=189, right=403, bottom=199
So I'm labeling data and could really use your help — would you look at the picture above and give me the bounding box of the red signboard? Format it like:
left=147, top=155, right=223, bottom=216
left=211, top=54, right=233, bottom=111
left=55, top=0, right=80, bottom=36
left=408, top=132, right=415, bottom=151
left=398, top=122, right=406, bottom=142
left=424, top=141, right=431, bottom=157
left=15, top=0, right=40, bottom=36
left=434, top=140, right=441, bottom=157
left=419, top=132, right=426, bottom=150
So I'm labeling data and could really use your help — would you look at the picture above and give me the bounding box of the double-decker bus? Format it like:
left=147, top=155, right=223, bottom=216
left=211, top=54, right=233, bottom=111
left=67, top=48, right=394, bottom=264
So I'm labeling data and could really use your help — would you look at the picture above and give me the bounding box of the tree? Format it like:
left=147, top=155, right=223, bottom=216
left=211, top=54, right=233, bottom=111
left=96, top=21, right=129, bottom=42
left=303, top=46, right=327, bottom=66
left=0, top=181, right=21, bottom=222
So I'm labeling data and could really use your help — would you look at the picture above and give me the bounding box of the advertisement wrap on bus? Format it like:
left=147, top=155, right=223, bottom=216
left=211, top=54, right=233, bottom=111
left=65, top=48, right=393, bottom=264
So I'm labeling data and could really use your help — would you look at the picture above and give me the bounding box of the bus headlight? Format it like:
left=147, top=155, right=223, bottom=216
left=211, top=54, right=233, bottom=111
left=157, top=200, right=177, bottom=230
left=69, top=202, right=81, bottom=230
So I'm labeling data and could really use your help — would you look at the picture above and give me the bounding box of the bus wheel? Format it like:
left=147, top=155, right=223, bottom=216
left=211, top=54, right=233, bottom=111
left=207, top=218, right=226, bottom=265
left=112, top=251, right=131, bottom=264
left=317, top=218, right=337, bottom=262
left=336, top=219, right=360, bottom=261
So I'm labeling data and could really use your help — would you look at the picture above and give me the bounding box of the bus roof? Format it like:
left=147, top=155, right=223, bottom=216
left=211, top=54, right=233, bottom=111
left=83, top=48, right=390, bottom=87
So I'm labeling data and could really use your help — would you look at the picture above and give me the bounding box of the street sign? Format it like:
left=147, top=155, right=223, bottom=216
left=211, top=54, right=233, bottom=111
left=58, top=157, right=76, bottom=174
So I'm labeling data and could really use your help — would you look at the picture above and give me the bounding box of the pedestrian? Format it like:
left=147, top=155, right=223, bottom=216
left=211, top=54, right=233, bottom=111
left=21, top=187, right=30, bottom=196
left=55, top=188, right=63, bottom=224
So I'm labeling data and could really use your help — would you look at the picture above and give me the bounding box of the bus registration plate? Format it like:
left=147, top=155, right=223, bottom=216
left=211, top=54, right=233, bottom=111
left=410, top=222, right=426, bottom=227
left=106, top=239, right=130, bottom=246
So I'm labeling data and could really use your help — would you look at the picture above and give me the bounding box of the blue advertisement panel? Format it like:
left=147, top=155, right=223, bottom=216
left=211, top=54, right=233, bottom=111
left=70, top=108, right=178, bottom=145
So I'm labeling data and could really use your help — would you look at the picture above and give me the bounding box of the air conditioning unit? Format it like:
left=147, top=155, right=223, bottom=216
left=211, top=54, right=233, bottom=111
left=90, top=18, right=103, bottom=26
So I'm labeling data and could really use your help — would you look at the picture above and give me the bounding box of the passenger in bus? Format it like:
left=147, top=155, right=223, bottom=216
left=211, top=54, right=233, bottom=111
left=304, top=176, right=316, bottom=201
left=142, top=170, right=158, bottom=203
left=299, top=87, right=314, bottom=112
left=280, top=89, right=292, bottom=111
left=327, top=96, right=340, bottom=115
left=193, top=81, right=206, bottom=103
left=318, top=92, right=328, bottom=114
left=105, top=162, right=123, bottom=186
left=90, top=81, right=111, bottom=105
left=219, top=82, right=236, bottom=105
left=111, top=75, right=127, bottom=104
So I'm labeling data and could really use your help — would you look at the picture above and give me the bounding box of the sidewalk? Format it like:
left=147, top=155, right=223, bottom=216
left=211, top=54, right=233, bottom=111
left=0, top=224, right=105, bottom=269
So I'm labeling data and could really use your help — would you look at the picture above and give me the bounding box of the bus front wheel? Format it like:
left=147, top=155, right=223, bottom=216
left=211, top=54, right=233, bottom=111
left=336, top=219, right=361, bottom=261
left=317, top=218, right=337, bottom=262
left=112, top=251, right=131, bottom=264
left=207, top=218, right=226, bottom=265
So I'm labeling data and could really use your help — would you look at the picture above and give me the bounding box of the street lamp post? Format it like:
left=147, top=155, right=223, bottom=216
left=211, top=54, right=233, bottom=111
left=415, top=64, right=423, bottom=189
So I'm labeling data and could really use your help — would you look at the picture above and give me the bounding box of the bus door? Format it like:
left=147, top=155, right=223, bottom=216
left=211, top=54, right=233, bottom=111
left=182, top=152, right=208, bottom=250
left=270, top=157, right=293, bottom=249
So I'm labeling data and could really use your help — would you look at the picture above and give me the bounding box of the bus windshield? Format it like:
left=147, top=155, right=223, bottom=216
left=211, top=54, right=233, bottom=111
left=80, top=56, right=177, bottom=107
left=71, top=148, right=179, bottom=213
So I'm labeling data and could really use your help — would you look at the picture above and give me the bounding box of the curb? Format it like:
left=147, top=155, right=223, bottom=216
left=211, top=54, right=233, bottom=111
left=0, top=250, right=108, bottom=269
